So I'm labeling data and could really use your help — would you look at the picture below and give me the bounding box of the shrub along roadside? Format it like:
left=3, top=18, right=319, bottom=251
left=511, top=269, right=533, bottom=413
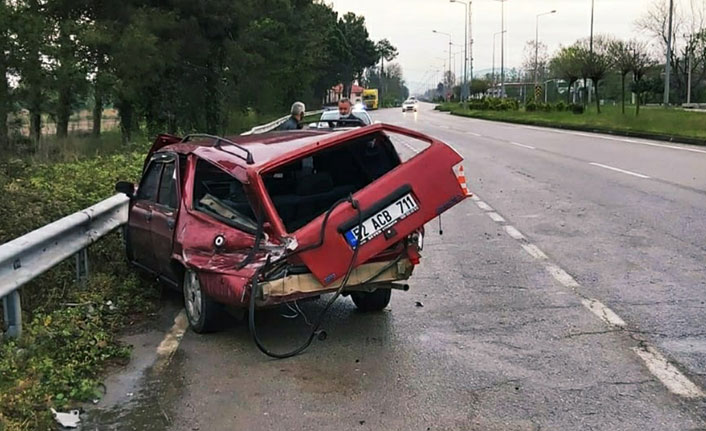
left=0, top=148, right=160, bottom=430
left=437, top=104, right=706, bottom=144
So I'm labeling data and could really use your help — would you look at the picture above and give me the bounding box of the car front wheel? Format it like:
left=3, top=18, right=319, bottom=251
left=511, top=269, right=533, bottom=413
left=351, top=288, right=392, bottom=312
left=183, top=269, right=221, bottom=333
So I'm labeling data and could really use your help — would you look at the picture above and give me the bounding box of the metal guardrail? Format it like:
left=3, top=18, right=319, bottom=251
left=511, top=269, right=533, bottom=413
left=240, top=110, right=324, bottom=135
left=0, top=194, right=129, bottom=338
left=1, top=109, right=321, bottom=339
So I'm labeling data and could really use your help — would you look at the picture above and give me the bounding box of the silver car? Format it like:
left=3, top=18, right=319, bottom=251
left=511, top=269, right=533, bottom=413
left=314, top=109, right=372, bottom=128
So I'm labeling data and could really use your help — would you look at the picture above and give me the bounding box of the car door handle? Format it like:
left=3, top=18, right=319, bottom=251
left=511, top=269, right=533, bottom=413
left=166, top=218, right=175, bottom=230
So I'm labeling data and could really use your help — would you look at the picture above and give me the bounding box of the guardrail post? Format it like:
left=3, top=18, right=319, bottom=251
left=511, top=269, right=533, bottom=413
left=75, top=248, right=89, bottom=283
left=2, top=291, right=22, bottom=338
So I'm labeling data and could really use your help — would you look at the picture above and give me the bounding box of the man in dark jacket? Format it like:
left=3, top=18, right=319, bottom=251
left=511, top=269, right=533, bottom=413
left=280, top=101, right=306, bottom=130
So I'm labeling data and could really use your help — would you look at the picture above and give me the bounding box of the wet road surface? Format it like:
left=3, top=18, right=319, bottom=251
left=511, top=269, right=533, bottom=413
left=82, top=104, right=706, bottom=431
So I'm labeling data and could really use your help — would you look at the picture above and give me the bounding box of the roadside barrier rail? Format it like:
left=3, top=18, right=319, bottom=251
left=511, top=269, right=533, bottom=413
left=0, top=194, right=129, bottom=338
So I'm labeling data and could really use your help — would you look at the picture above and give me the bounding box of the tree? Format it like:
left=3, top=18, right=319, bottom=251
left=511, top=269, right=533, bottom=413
left=522, top=40, right=549, bottom=86
left=375, top=38, right=398, bottom=102
left=0, top=0, right=16, bottom=151
left=609, top=39, right=633, bottom=114
left=578, top=36, right=613, bottom=113
left=337, top=13, right=378, bottom=96
left=636, top=0, right=706, bottom=103
left=630, top=44, right=657, bottom=116
left=46, top=0, right=89, bottom=139
left=14, top=0, right=49, bottom=144
left=549, top=46, right=582, bottom=103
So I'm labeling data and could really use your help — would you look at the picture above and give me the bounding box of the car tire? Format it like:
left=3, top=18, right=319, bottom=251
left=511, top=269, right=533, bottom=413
left=183, top=269, right=222, bottom=333
left=351, top=288, right=392, bottom=312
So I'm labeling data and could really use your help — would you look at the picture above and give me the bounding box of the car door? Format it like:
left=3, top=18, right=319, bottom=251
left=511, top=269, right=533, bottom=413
left=128, top=159, right=164, bottom=272
left=151, top=154, right=180, bottom=284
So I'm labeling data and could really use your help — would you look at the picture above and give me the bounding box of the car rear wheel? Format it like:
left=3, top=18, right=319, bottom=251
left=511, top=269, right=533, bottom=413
left=183, top=269, right=221, bottom=333
left=351, top=288, right=392, bottom=312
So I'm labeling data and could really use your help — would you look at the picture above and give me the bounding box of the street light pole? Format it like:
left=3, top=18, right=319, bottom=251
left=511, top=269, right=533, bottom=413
left=534, top=10, right=556, bottom=87
left=450, top=0, right=470, bottom=101
left=589, top=0, right=595, bottom=53
left=492, top=30, right=505, bottom=97
left=433, top=30, right=453, bottom=100
left=494, top=0, right=508, bottom=98
left=664, top=0, right=674, bottom=106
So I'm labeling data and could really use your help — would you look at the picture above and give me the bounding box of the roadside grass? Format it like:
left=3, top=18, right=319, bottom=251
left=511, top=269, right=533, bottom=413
left=0, top=109, right=293, bottom=430
left=0, top=150, right=159, bottom=430
left=439, top=103, right=706, bottom=143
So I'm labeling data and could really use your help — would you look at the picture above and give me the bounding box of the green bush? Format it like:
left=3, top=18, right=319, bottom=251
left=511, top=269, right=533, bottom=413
left=554, top=101, right=567, bottom=111
left=525, top=101, right=537, bottom=112
left=570, top=103, right=585, bottom=114
left=0, top=149, right=160, bottom=430
left=541, top=103, right=553, bottom=112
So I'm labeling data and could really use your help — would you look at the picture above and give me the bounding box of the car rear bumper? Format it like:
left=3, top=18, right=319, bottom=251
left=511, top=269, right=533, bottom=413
left=258, top=258, right=415, bottom=306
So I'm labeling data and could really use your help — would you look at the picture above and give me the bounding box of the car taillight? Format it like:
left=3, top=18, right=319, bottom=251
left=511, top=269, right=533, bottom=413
left=452, top=163, right=471, bottom=197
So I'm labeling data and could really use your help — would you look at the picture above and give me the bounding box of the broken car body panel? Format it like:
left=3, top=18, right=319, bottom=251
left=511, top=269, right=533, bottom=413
left=124, top=123, right=467, bottom=307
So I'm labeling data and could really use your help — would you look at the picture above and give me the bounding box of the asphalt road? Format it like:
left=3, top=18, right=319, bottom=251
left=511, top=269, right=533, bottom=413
left=83, top=103, right=706, bottom=431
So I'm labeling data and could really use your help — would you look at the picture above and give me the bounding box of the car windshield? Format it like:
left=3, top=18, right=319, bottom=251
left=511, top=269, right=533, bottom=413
left=319, top=110, right=371, bottom=125
left=363, top=94, right=376, bottom=100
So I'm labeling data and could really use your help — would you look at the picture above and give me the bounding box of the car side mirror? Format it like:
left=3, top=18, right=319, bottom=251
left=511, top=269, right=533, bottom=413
left=115, top=181, right=135, bottom=198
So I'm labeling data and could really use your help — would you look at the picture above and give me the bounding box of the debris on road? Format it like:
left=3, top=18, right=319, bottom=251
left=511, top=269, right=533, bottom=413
left=51, top=408, right=81, bottom=428
left=415, top=301, right=424, bottom=307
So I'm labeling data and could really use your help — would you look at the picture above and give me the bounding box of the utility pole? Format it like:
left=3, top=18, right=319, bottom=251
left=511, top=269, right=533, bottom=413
left=433, top=30, right=453, bottom=100
left=450, top=0, right=469, bottom=100
left=687, top=35, right=692, bottom=104
left=589, top=0, right=594, bottom=53
left=492, top=30, right=505, bottom=98
left=494, top=0, right=508, bottom=98
left=535, top=10, right=556, bottom=97
left=664, top=0, right=674, bottom=106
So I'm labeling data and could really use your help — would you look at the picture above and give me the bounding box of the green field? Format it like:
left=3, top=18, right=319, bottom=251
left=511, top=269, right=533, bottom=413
left=441, top=104, right=706, bottom=143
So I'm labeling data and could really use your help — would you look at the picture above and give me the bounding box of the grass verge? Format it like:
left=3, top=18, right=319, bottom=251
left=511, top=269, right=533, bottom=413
left=0, top=108, right=298, bottom=430
left=0, top=149, right=159, bottom=430
left=439, top=103, right=706, bottom=145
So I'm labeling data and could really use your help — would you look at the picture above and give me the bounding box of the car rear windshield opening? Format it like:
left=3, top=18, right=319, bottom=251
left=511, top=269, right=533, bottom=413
left=262, top=131, right=402, bottom=232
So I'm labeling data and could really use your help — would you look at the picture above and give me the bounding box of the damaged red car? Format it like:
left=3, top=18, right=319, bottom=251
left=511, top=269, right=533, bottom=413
left=116, top=123, right=468, bottom=337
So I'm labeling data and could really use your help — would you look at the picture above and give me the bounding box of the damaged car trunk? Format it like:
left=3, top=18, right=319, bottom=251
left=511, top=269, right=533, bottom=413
left=120, top=123, right=468, bottom=339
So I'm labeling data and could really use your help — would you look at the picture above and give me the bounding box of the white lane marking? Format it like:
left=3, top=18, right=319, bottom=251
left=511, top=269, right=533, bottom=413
left=470, top=194, right=481, bottom=202
left=509, top=141, right=536, bottom=150
left=155, top=310, right=188, bottom=370
left=466, top=131, right=482, bottom=137
left=545, top=264, right=580, bottom=288
left=581, top=298, right=626, bottom=327
left=633, top=345, right=705, bottom=398
left=475, top=191, right=706, bottom=398
left=476, top=201, right=494, bottom=212
left=521, top=124, right=706, bottom=154
left=589, top=162, right=651, bottom=179
left=487, top=212, right=506, bottom=223
left=504, top=225, right=526, bottom=240
left=402, top=142, right=420, bottom=154
left=521, top=243, right=548, bottom=260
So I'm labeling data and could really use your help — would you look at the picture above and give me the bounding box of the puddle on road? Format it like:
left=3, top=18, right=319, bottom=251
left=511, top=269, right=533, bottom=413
left=79, top=347, right=186, bottom=431
left=76, top=298, right=187, bottom=431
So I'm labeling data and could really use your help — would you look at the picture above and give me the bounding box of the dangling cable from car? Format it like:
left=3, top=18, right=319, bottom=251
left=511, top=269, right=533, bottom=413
left=248, top=194, right=364, bottom=359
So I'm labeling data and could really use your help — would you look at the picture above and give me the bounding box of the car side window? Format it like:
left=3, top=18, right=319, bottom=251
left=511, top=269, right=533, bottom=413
left=157, top=162, right=177, bottom=209
left=192, top=159, right=257, bottom=232
left=137, top=161, right=163, bottom=202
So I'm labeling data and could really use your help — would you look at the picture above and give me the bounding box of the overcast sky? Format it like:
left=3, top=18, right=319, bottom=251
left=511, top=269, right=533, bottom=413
left=327, top=0, right=692, bottom=94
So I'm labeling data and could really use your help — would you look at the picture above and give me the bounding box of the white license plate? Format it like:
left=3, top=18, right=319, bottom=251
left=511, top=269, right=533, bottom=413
left=344, top=193, right=419, bottom=247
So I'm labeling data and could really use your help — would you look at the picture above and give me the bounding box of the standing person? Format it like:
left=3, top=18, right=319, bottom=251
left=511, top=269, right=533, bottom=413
left=280, top=101, right=306, bottom=130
